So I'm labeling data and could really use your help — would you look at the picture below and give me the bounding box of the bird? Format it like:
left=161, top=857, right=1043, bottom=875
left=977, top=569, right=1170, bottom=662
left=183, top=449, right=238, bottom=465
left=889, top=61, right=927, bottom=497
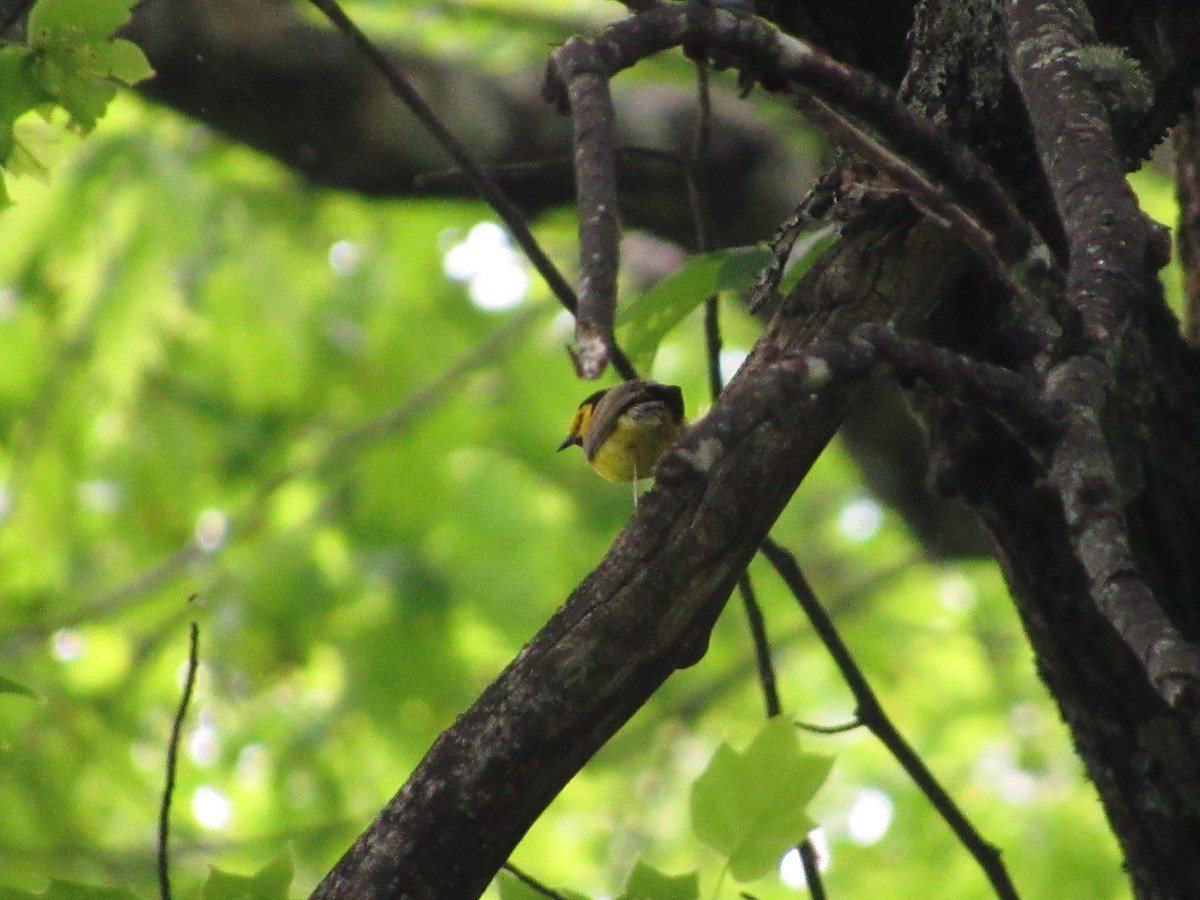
left=558, top=379, right=685, bottom=503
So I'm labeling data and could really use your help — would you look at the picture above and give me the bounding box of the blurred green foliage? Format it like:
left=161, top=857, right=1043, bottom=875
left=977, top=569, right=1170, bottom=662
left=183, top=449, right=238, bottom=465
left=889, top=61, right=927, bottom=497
left=0, top=1, right=1155, bottom=898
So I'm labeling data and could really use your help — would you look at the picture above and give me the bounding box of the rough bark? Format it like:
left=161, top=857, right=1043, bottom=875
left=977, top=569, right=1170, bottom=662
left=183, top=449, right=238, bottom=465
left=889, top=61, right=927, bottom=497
left=313, top=203, right=969, bottom=900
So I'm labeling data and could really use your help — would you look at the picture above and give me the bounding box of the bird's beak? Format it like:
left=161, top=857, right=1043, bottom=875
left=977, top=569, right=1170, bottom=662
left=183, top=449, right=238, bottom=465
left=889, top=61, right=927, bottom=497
left=557, top=434, right=581, bottom=452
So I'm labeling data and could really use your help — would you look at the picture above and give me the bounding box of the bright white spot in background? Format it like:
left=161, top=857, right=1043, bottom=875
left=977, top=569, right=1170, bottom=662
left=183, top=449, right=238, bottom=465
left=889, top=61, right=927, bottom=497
left=779, top=829, right=830, bottom=888
left=549, top=308, right=575, bottom=340
left=838, top=497, right=883, bottom=542
left=0, top=483, right=11, bottom=523
left=78, top=479, right=121, bottom=515
left=468, top=259, right=529, bottom=311
left=51, top=629, right=84, bottom=662
left=938, top=571, right=977, bottom=613
left=0, top=287, right=16, bottom=319
left=188, top=711, right=219, bottom=766
left=847, top=787, right=894, bottom=845
left=192, top=785, right=232, bottom=830
left=976, top=746, right=1038, bottom=805
left=327, top=239, right=363, bottom=276
left=442, top=221, right=530, bottom=311
left=236, top=743, right=270, bottom=786
left=194, top=508, right=229, bottom=552
left=719, top=349, right=748, bottom=384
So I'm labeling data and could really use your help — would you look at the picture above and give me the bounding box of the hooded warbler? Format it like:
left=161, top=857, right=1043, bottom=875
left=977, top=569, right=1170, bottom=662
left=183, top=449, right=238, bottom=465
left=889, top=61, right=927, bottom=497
left=558, top=380, right=685, bottom=490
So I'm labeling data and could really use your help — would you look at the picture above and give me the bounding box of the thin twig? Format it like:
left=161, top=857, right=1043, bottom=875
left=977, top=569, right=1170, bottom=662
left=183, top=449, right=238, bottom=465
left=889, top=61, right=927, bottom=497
left=689, top=61, right=727, bottom=404
left=500, top=862, right=568, bottom=900
left=798, top=837, right=827, bottom=900
left=687, top=61, right=714, bottom=255
left=759, top=538, right=1020, bottom=900
left=413, top=145, right=687, bottom=191
left=547, top=37, right=624, bottom=379
left=158, top=614, right=200, bottom=900
left=686, top=59, right=782, bottom=722
left=796, top=718, right=862, bottom=735
left=739, top=574, right=781, bottom=717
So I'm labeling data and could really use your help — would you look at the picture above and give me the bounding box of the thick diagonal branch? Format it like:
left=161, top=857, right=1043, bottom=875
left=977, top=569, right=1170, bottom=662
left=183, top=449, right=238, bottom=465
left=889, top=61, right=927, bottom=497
left=309, top=212, right=968, bottom=900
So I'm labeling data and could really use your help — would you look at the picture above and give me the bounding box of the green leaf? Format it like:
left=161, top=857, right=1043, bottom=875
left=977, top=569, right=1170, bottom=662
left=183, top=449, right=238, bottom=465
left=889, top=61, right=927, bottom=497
left=203, top=850, right=294, bottom=900
left=690, top=718, right=833, bottom=882
left=28, top=0, right=136, bottom=43
left=714, top=247, right=773, bottom=293
left=616, top=247, right=769, bottom=372
left=90, top=39, right=153, bottom=84
left=0, top=674, right=39, bottom=698
left=0, top=46, right=41, bottom=122
left=617, top=861, right=699, bottom=900
left=24, top=0, right=153, bottom=130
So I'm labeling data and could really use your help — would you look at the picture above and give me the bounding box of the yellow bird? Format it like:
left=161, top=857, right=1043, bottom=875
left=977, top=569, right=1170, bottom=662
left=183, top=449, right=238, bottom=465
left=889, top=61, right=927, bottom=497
left=558, top=379, right=685, bottom=499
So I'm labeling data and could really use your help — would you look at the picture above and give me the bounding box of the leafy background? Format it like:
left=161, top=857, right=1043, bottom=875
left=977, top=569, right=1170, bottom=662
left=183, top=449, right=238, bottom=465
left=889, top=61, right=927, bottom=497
left=2, top=0, right=1182, bottom=896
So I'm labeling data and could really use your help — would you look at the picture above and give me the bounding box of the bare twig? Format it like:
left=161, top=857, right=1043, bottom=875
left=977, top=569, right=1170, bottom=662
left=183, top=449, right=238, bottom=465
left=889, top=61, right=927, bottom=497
left=738, top=574, right=781, bottom=717
left=798, top=837, right=826, bottom=900
left=500, top=862, right=567, bottom=900
left=159, top=614, right=200, bottom=900
left=759, top=538, right=1020, bottom=900
left=685, top=60, right=782, bottom=723
left=795, top=717, right=862, bottom=735
left=543, top=38, right=627, bottom=379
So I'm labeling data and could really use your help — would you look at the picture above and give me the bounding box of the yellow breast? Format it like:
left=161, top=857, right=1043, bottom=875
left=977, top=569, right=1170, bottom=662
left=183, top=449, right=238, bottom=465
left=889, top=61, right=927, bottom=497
left=587, top=404, right=682, bottom=482
left=559, top=380, right=685, bottom=484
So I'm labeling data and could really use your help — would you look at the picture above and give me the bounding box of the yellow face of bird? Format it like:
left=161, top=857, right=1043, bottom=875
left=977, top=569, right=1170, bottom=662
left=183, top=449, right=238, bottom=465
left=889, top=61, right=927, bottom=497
left=558, top=389, right=605, bottom=453
left=558, top=380, right=685, bottom=483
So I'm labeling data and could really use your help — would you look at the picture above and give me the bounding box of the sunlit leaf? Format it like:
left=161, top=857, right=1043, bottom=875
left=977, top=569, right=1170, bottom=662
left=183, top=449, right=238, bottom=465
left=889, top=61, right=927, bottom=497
left=690, top=717, right=833, bottom=882
left=617, top=861, right=699, bottom=900
left=28, top=0, right=136, bottom=43
left=202, top=850, right=294, bottom=900
left=616, top=247, right=768, bottom=371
